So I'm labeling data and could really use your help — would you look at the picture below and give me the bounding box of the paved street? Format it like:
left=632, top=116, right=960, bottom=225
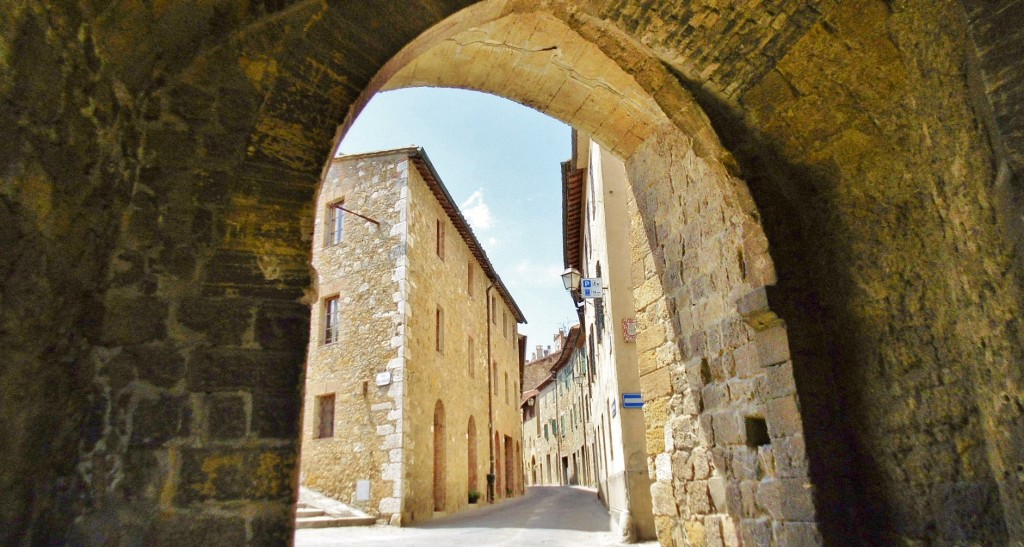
left=295, top=486, right=645, bottom=546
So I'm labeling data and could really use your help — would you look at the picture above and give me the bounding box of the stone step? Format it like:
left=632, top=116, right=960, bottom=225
left=296, top=507, right=325, bottom=518
left=295, top=515, right=377, bottom=529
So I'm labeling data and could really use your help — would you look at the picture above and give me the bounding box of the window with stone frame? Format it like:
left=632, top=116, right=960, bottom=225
left=326, top=201, right=345, bottom=245
left=467, top=262, right=474, bottom=296
left=315, top=394, right=335, bottom=439
left=492, top=361, right=498, bottom=395
left=503, top=311, right=508, bottom=338
left=323, top=296, right=341, bottom=344
left=468, top=336, right=475, bottom=377
left=490, top=295, right=497, bottom=325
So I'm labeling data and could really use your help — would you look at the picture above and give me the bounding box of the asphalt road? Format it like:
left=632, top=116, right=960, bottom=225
left=295, top=486, right=640, bottom=546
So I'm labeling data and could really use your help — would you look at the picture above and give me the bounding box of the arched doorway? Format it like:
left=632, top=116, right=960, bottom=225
left=433, top=400, right=446, bottom=512
left=493, top=432, right=502, bottom=498
left=467, top=416, right=477, bottom=499
left=515, top=441, right=521, bottom=495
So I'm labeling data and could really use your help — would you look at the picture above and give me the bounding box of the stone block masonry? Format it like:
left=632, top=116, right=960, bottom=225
left=300, top=152, right=410, bottom=520
left=300, top=149, right=525, bottom=526
left=625, top=122, right=820, bottom=546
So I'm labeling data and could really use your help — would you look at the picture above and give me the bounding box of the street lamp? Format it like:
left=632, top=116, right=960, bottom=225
left=560, top=267, right=582, bottom=292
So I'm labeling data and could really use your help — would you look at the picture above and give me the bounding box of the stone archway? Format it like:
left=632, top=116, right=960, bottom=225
left=3, top=1, right=1024, bottom=545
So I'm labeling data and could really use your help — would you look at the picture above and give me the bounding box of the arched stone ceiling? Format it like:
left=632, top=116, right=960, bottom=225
left=382, top=11, right=661, bottom=158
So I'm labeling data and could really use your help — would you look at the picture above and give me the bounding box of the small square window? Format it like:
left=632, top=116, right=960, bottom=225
left=324, top=296, right=340, bottom=344
left=745, top=417, right=771, bottom=448
left=315, top=394, right=335, bottom=439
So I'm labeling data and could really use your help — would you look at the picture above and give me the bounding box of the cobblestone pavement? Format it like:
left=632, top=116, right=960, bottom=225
left=295, top=486, right=653, bottom=546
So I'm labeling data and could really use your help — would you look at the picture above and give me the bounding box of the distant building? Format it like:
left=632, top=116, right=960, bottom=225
left=562, top=132, right=656, bottom=540
left=300, top=148, right=526, bottom=525
left=521, top=326, right=596, bottom=488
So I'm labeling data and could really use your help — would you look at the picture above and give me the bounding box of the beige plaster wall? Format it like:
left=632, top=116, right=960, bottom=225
left=581, top=140, right=656, bottom=540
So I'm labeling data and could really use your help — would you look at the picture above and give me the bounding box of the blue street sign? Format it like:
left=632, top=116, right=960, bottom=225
left=622, top=393, right=644, bottom=409
left=581, top=278, right=603, bottom=298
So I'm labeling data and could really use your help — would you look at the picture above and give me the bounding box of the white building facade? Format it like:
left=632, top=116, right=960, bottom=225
left=562, top=132, right=655, bottom=541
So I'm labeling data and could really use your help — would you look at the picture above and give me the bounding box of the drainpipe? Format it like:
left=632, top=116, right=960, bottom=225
left=485, top=283, right=496, bottom=503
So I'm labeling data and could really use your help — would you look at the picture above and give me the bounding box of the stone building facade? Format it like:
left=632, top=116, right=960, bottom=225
left=563, top=133, right=656, bottom=541
left=300, top=148, right=526, bottom=525
left=521, top=326, right=595, bottom=488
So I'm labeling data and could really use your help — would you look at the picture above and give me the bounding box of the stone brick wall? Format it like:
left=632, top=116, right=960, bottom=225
left=626, top=123, right=819, bottom=545
left=300, top=152, right=408, bottom=520
left=726, top=2, right=1023, bottom=542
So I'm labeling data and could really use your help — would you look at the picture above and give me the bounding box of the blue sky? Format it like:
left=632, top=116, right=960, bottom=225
left=337, top=87, right=578, bottom=353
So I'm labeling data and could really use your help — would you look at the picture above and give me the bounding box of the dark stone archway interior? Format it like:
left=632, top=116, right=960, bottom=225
left=1, top=1, right=1023, bottom=544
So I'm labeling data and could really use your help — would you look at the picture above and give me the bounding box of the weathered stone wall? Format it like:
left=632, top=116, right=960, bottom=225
left=2, top=1, right=472, bottom=543
left=726, top=2, right=1023, bottom=542
left=627, top=122, right=820, bottom=546
left=300, top=153, right=407, bottom=519
left=402, top=157, right=524, bottom=523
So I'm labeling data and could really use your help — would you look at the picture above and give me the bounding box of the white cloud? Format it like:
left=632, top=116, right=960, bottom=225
left=461, top=189, right=493, bottom=231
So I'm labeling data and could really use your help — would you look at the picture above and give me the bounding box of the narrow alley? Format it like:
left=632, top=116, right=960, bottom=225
left=295, top=486, right=643, bottom=546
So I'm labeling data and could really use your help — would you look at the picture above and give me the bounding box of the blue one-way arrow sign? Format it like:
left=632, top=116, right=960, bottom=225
left=622, top=393, right=644, bottom=409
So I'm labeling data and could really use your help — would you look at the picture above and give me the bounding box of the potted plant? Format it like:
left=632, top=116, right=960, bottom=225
left=468, top=490, right=481, bottom=504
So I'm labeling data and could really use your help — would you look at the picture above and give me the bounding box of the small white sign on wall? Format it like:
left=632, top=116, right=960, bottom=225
left=375, top=371, right=392, bottom=386
left=356, top=480, right=371, bottom=501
